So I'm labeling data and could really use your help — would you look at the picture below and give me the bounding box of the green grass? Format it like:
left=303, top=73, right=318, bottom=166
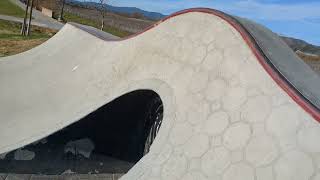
left=64, top=12, right=131, bottom=38
left=0, top=0, right=26, bottom=18
left=0, top=19, right=55, bottom=40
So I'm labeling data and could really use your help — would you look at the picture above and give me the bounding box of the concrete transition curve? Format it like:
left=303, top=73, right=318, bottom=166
left=1, top=8, right=320, bottom=180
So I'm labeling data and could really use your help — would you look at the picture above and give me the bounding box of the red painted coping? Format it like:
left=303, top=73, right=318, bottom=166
left=71, top=8, right=320, bottom=122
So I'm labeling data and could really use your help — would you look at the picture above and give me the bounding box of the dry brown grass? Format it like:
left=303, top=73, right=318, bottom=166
left=296, top=51, right=320, bottom=73
left=0, top=19, right=57, bottom=57
left=0, top=38, right=48, bottom=57
left=297, top=51, right=320, bottom=62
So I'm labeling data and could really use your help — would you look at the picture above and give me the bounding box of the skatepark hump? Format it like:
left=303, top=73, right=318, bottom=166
left=1, top=8, right=320, bottom=180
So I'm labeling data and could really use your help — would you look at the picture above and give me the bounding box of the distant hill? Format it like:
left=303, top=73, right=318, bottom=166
left=65, top=0, right=320, bottom=57
left=66, top=0, right=166, bottom=20
left=280, top=36, right=320, bottom=56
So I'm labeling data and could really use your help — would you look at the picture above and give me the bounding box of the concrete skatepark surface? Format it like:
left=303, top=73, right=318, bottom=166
left=1, top=8, right=320, bottom=180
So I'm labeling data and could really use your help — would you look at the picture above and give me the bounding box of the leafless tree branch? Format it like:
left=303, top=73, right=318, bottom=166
left=97, top=0, right=107, bottom=31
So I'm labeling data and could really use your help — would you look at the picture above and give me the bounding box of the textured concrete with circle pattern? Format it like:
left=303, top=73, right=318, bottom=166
left=0, top=8, right=320, bottom=180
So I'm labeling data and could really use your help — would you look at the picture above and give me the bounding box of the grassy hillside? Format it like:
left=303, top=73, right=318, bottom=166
left=64, top=12, right=131, bottom=38
left=0, top=0, right=25, bottom=18
left=0, top=19, right=57, bottom=57
left=296, top=51, right=320, bottom=73
left=64, top=4, right=153, bottom=34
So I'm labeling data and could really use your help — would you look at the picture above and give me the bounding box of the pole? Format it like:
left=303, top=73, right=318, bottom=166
left=21, top=0, right=30, bottom=35
left=26, top=0, right=34, bottom=36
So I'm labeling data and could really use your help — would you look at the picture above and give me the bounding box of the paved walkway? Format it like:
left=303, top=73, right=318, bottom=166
left=0, top=14, right=62, bottom=30
left=6, top=0, right=64, bottom=30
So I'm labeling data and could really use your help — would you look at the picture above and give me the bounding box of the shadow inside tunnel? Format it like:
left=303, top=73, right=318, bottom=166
left=0, top=90, right=163, bottom=175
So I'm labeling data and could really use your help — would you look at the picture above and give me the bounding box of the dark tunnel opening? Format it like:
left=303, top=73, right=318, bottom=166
left=0, top=90, right=163, bottom=175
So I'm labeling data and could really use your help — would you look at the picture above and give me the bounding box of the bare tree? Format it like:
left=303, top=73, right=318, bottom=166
left=97, top=0, right=107, bottom=31
left=21, top=0, right=30, bottom=35
left=26, top=0, right=34, bottom=36
left=58, top=0, right=66, bottom=21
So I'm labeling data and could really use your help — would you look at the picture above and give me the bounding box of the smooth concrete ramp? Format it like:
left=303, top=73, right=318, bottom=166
left=1, top=8, right=320, bottom=180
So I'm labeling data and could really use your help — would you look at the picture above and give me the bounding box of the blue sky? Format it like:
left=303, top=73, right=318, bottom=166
left=105, top=0, right=320, bottom=45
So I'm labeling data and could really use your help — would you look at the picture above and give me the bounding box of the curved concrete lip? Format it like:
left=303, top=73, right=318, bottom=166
left=0, top=8, right=320, bottom=180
